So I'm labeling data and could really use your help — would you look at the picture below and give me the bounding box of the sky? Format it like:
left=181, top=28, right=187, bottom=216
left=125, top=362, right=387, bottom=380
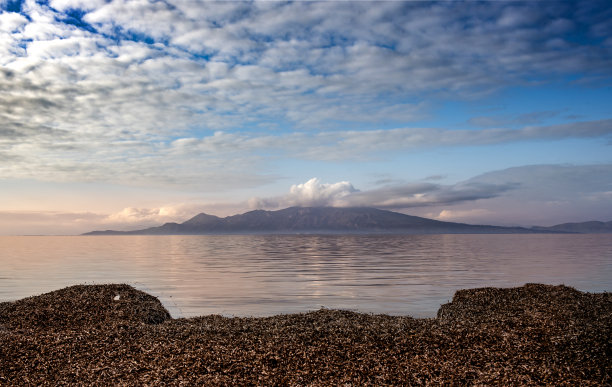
left=0, top=0, right=611, bottom=235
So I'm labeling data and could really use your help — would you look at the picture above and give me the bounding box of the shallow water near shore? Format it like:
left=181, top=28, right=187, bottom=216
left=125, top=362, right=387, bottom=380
left=1, top=234, right=611, bottom=318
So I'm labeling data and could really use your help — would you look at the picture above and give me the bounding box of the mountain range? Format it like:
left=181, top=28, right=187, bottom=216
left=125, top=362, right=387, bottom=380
left=532, top=221, right=612, bottom=234
left=83, top=206, right=612, bottom=235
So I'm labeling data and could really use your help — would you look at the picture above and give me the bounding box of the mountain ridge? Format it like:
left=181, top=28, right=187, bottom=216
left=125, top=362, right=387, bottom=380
left=532, top=220, right=612, bottom=234
left=82, top=206, right=575, bottom=235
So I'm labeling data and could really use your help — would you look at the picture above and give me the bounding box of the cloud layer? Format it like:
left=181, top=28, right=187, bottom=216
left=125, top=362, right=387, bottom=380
left=1, top=1, right=611, bottom=190
left=248, top=177, right=518, bottom=211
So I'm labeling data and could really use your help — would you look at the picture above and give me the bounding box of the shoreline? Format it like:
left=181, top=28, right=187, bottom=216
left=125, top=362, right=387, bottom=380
left=1, top=283, right=610, bottom=384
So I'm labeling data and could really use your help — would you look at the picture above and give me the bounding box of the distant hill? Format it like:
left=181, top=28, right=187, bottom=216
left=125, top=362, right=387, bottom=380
left=83, top=207, right=545, bottom=235
left=532, top=220, right=612, bottom=234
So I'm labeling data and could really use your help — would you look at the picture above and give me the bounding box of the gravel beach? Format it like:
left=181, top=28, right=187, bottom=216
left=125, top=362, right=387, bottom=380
left=1, top=283, right=610, bottom=385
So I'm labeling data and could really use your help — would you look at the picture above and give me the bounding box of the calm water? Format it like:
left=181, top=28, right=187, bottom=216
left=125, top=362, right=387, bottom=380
left=1, top=234, right=611, bottom=318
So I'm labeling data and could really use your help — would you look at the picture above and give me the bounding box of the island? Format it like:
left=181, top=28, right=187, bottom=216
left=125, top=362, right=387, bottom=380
left=85, top=206, right=561, bottom=235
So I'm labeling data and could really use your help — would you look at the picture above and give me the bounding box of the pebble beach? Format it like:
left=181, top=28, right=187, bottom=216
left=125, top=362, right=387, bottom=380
left=1, top=283, right=610, bottom=385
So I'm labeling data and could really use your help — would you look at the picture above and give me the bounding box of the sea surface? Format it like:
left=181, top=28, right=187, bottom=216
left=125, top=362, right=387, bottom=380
left=1, top=234, right=610, bottom=318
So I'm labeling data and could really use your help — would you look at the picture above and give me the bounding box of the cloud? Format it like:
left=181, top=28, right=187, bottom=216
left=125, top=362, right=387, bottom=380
left=417, top=164, right=612, bottom=226
left=0, top=203, right=223, bottom=235
left=104, top=206, right=179, bottom=224
left=249, top=178, right=358, bottom=209
left=464, top=164, right=612, bottom=201
left=102, top=204, right=208, bottom=229
left=287, top=179, right=357, bottom=207
left=468, top=110, right=561, bottom=128
left=435, top=209, right=495, bottom=222
left=0, top=9, right=27, bottom=33
left=249, top=177, right=516, bottom=211
left=0, top=0, right=611, bottom=192
left=170, top=119, right=612, bottom=162
left=0, top=210, right=105, bottom=235
left=1, top=112, right=609, bottom=190
left=248, top=164, right=612, bottom=226
left=2, top=0, right=611, bottom=136
left=342, top=181, right=518, bottom=209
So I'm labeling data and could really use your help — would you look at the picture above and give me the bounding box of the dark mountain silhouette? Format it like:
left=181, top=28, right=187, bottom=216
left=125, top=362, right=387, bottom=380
left=83, top=206, right=546, bottom=235
left=532, top=220, right=612, bottom=234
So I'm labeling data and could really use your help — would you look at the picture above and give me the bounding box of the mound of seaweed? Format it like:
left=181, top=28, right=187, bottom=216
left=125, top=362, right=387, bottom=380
left=0, top=284, right=170, bottom=330
left=1, top=284, right=610, bottom=385
left=434, top=284, right=612, bottom=384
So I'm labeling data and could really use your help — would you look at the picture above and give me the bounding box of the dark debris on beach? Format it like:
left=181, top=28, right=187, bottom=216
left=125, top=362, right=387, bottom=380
left=1, top=283, right=610, bottom=385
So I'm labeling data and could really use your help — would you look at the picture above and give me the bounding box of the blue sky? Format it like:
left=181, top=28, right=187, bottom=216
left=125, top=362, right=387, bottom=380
left=0, top=0, right=611, bottom=234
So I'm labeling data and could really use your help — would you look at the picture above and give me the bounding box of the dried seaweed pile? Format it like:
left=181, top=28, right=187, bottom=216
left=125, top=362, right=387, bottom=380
left=1, top=284, right=610, bottom=385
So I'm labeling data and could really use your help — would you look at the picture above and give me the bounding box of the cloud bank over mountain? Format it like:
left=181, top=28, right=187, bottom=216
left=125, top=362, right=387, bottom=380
left=247, top=165, right=612, bottom=227
left=248, top=177, right=517, bottom=212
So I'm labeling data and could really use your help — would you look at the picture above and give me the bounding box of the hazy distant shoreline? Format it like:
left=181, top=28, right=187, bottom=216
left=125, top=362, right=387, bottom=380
left=1, top=283, right=610, bottom=384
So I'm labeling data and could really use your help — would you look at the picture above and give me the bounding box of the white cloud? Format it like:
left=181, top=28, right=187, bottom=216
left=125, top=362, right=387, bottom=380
left=287, top=178, right=357, bottom=207
left=434, top=209, right=495, bottom=222
left=249, top=178, right=358, bottom=209
left=102, top=205, right=204, bottom=228
left=0, top=12, right=28, bottom=60
left=49, top=0, right=108, bottom=12
left=0, top=10, right=27, bottom=32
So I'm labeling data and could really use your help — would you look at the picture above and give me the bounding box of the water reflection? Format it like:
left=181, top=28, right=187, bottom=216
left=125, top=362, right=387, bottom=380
left=0, top=234, right=610, bottom=318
